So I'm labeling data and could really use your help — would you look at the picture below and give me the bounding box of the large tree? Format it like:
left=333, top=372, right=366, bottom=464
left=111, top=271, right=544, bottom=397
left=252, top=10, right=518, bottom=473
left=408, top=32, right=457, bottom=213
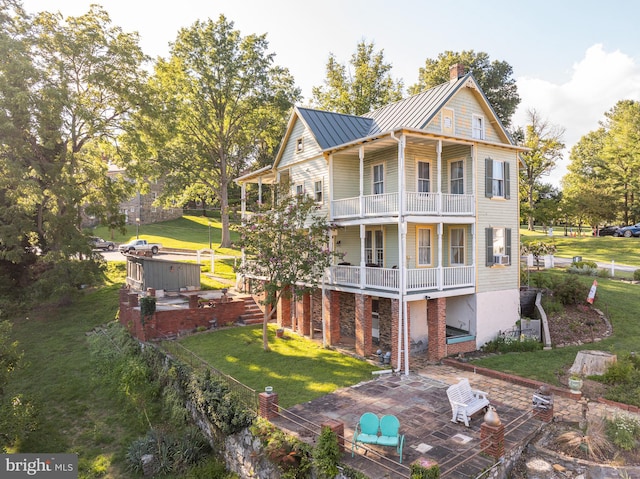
left=310, top=40, right=404, bottom=115
left=410, top=50, right=520, bottom=127
left=132, top=16, right=300, bottom=248
left=0, top=2, right=146, bottom=300
left=517, top=110, right=565, bottom=230
left=235, top=189, right=338, bottom=351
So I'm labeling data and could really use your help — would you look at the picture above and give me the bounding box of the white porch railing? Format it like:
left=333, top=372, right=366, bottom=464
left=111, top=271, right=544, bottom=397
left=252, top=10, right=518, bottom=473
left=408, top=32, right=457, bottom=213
left=328, top=265, right=475, bottom=292
left=332, top=192, right=474, bottom=219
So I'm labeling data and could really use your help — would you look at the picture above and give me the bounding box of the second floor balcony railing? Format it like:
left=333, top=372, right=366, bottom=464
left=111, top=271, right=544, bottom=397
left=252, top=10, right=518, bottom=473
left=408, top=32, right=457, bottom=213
left=332, top=192, right=474, bottom=219
left=326, top=264, right=474, bottom=293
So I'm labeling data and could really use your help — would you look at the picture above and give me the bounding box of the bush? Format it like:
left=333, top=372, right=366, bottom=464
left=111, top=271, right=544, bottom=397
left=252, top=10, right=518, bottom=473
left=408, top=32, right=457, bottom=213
left=481, top=335, right=543, bottom=354
left=605, top=415, right=640, bottom=451
left=552, top=275, right=587, bottom=305
left=634, top=269, right=640, bottom=281
left=313, top=427, right=341, bottom=479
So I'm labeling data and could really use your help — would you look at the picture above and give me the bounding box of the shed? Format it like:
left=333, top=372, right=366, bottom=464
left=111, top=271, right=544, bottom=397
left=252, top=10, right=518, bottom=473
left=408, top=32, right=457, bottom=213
left=125, top=256, right=201, bottom=292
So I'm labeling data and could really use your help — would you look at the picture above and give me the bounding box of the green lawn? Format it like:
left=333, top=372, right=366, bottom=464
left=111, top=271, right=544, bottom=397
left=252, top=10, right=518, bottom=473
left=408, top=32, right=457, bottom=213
left=92, top=215, right=241, bottom=257
left=521, top=227, right=640, bottom=267
left=172, top=325, right=379, bottom=409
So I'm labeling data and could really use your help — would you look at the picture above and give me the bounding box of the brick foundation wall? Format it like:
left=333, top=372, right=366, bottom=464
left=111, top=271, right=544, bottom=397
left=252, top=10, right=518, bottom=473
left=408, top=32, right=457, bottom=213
left=355, top=294, right=372, bottom=357
left=446, top=339, right=477, bottom=357
left=119, top=295, right=245, bottom=341
left=427, top=298, right=447, bottom=361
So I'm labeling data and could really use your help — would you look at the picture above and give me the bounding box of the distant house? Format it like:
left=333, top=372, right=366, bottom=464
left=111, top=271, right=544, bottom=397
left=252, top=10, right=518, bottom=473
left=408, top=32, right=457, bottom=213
left=236, top=64, right=526, bottom=370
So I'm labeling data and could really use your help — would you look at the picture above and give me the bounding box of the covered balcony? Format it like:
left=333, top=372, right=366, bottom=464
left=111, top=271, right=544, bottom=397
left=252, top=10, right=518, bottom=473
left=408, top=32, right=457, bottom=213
left=331, top=192, right=474, bottom=219
left=325, top=263, right=474, bottom=293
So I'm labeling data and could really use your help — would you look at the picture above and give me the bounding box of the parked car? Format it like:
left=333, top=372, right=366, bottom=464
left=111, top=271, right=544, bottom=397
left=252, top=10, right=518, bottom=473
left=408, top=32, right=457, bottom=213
left=615, top=223, right=640, bottom=237
left=594, top=225, right=621, bottom=236
left=90, top=236, right=115, bottom=251
left=118, top=239, right=162, bottom=255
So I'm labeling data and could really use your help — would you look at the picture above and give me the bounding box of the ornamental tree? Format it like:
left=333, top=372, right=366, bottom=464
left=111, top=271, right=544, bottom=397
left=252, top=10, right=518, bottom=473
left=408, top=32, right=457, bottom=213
left=234, top=190, right=340, bottom=351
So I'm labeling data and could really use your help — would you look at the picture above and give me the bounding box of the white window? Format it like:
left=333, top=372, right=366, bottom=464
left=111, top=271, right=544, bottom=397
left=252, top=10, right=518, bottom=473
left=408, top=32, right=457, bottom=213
left=485, top=158, right=510, bottom=199
left=417, top=227, right=432, bottom=266
left=417, top=161, right=430, bottom=193
left=295, top=183, right=304, bottom=195
left=365, top=230, right=384, bottom=266
left=472, top=114, right=485, bottom=140
left=450, top=228, right=465, bottom=265
left=450, top=160, right=464, bottom=195
left=486, top=227, right=511, bottom=266
left=314, top=180, right=323, bottom=203
left=373, top=164, right=384, bottom=195
left=296, top=137, right=304, bottom=153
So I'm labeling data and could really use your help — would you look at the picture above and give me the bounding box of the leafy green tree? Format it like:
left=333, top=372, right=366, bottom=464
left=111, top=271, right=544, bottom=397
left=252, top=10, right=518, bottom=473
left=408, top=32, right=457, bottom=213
left=0, top=3, right=146, bottom=300
left=311, top=40, right=404, bottom=115
left=562, top=128, right=619, bottom=228
left=130, top=15, right=300, bottom=248
left=410, top=50, right=520, bottom=127
left=235, top=189, right=339, bottom=351
left=601, top=100, right=640, bottom=224
left=517, top=110, right=565, bottom=230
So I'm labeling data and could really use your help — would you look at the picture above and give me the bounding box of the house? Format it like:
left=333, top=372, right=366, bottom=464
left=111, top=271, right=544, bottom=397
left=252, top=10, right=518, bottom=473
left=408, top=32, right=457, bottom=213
left=236, top=64, right=526, bottom=372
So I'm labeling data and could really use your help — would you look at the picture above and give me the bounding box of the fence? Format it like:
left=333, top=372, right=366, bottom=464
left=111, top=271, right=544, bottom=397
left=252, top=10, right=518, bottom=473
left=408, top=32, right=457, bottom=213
left=159, top=339, right=259, bottom=413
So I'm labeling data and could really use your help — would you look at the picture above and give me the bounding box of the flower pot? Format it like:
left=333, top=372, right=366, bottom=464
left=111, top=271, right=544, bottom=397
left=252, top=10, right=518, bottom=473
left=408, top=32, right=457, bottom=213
left=276, top=328, right=284, bottom=338
left=568, top=377, right=583, bottom=393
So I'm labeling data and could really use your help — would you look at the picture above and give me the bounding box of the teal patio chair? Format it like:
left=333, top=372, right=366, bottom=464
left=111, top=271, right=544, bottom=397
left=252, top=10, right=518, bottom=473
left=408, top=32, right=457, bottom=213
left=378, top=414, right=404, bottom=463
left=351, top=412, right=380, bottom=457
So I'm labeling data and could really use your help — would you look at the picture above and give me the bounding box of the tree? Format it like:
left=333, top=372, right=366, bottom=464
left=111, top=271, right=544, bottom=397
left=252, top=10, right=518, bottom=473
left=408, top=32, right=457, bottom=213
left=410, top=50, right=520, bottom=127
left=131, top=16, right=300, bottom=248
left=517, top=110, right=565, bottom=230
left=600, top=100, right=640, bottom=224
left=0, top=3, right=146, bottom=300
left=311, top=40, right=404, bottom=115
left=234, top=189, right=339, bottom=351
left=562, top=129, right=619, bottom=228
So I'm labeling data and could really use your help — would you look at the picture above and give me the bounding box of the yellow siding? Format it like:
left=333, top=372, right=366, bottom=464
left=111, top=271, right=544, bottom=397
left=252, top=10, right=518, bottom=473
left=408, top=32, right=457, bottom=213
left=278, top=118, right=323, bottom=169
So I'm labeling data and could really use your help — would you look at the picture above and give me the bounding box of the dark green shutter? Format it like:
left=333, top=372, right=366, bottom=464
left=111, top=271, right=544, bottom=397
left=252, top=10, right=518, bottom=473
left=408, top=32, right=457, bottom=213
left=485, top=158, right=493, bottom=198
left=486, top=228, right=494, bottom=266
left=506, top=228, right=512, bottom=264
left=504, top=162, right=510, bottom=199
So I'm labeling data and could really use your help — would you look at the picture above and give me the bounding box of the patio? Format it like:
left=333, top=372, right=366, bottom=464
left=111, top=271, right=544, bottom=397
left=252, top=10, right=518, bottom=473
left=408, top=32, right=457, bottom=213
left=271, top=369, right=545, bottom=478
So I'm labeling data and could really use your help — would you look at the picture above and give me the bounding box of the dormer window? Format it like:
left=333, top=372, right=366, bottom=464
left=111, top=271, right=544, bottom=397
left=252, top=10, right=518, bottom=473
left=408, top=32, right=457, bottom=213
left=472, top=114, right=485, bottom=140
left=296, top=137, right=304, bottom=153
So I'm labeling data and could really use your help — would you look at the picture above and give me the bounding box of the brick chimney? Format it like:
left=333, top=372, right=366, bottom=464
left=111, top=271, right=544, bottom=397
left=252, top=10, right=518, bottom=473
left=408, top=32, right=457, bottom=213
left=450, top=63, right=466, bottom=81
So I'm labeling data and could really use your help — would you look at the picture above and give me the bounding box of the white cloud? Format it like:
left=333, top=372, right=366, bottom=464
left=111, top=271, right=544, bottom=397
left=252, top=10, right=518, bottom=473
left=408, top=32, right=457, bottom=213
left=513, top=45, right=640, bottom=187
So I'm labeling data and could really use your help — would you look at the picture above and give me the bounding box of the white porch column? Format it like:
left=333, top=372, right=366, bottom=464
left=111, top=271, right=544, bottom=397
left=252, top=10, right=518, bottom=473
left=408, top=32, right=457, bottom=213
left=360, top=224, right=366, bottom=289
left=328, top=154, right=334, bottom=220
left=437, top=140, right=442, bottom=213
left=359, top=146, right=364, bottom=217
left=240, top=183, right=246, bottom=219
left=398, top=134, right=406, bottom=217
left=257, top=177, right=262, bottom=205
left=437, top=222, right=443, bottom=290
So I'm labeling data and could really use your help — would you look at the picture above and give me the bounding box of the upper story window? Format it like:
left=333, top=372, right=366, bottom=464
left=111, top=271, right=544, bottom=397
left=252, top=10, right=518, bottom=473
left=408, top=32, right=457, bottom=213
left=296, top=137, right=304, bottom=153
left=450, top=228, right=465, bottom=265
left=295, top=183, right=304, bottom=195
left=417, top=227, right=432, bottom=266
left=485, top=227, right=512, bottom=266
left=485, top=158, right=510, bottom=199
left=442, top=108, right=454, bottom=135
left=472, top=114, right=485, bottom=140
left=314, top=179, right=323, bottom=203
left=417, top=161, right=430, bottom=193
left=373, top=163, right=384, bottom=195
left=450, top=160, right=464, bottom=195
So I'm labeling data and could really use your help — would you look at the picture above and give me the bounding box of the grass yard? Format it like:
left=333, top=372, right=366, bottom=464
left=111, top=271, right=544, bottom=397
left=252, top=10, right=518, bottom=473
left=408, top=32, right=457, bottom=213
left=6, top=266, right=139, bottom=478
left=521, top=227, right=640, bottom=267
left=92, top=215, right=241, bottom=257
left=474, top=269, right=640, bottom=386
left=173, top=325, right=379, bottom=409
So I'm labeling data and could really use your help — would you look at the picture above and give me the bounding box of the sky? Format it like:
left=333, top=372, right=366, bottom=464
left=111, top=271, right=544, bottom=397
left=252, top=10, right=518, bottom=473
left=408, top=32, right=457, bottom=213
left=20, top=0, right=640, bottom=187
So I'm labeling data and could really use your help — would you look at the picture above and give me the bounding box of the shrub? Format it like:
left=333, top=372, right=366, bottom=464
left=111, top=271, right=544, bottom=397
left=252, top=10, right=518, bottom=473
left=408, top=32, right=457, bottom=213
left=567, top=264, right=598, bottom=276
left=481, top=335, right=543, bottom=354
left=185, top=457, right=238, bottom=478
left=410, top=458, right=440, bottom=478
left=313, top=426, right=341, bottom=479
left=605, top=415, right=640, bottom=451
left=634, top=269, right=640, bottom=281
left=552, top=275, right=587, bottom=305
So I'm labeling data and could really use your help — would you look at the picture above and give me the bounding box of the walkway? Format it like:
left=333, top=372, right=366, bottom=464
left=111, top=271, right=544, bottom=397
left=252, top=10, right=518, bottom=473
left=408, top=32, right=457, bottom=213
left=271, top=362, right=636, bottom=479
